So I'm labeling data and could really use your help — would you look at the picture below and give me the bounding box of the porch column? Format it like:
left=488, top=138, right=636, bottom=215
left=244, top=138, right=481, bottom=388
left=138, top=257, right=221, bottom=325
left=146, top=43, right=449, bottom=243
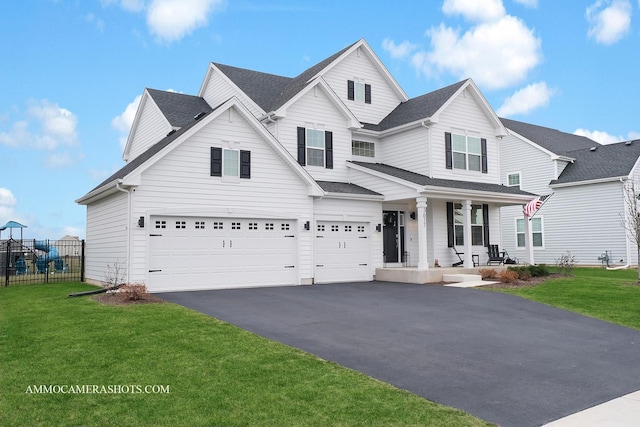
left=416, top=197, right=429, bottom=269
left=523, top=214, right=535, bottom=265
left=462, top=200, right=473, bottom=268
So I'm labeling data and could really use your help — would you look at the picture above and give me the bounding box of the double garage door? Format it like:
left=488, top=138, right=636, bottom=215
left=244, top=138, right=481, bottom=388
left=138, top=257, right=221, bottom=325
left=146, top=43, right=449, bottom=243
left=148, top=216, right=297, bottom=292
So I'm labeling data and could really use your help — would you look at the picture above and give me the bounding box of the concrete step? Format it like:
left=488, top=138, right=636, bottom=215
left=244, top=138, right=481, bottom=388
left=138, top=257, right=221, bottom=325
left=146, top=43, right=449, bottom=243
left=442, top=273, right=482, bottom=283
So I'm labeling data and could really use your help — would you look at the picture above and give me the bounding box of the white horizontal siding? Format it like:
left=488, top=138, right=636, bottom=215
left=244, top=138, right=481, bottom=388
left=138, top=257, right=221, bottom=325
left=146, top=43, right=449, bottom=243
left=127, top=97, right=172, bottom=162
left=430, top=88, right=501, bottom=184
left=278, top=85, right=353, bottom=182
left=323, top=46, right=403, bottom=124
left=84, top=192, right=129, bottom=284
left=378, top=126, right=430, bottom=175
left=129, top=107, right=314, bottom=284
left=348, top=168, right=420, bottom=201
left=500, top=134, right=554, bottom=194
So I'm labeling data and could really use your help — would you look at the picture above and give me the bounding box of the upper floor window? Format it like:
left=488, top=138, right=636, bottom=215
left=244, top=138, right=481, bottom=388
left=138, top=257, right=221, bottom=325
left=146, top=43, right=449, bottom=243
left=347, top=80, right=371, bottom=104
left=211, top=147, right=250, bottom=178
left=445, top=132, right=487, bottom=173
left=297, top=127, right=333, bottom=169
left=507, top=172, right=521, bottom=188
left=352, top=140, right=375, bottom=157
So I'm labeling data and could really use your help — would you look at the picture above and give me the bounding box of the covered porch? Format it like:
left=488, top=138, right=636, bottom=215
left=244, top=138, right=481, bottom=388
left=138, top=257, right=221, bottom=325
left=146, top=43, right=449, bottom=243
left=374, top=265, right=509, bottom=284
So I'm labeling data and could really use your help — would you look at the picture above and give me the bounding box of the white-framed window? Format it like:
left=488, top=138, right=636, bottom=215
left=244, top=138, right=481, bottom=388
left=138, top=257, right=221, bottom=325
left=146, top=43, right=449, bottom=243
left=453, top=203, right=486, bottom=246
left=507, top=172, right=521, bottom=188
left=516, top=217, right=544, bottom=248
left=352, top=140, right=375, bottom=157
left=306, top=128, right=325, bottom=167
left=223, top=149, right=239, bottom=177
left=354, top=81, right=365, bottom=102
left=452, top=133, right=482, bottom=171
left=347, top=80, right=371, bottom=104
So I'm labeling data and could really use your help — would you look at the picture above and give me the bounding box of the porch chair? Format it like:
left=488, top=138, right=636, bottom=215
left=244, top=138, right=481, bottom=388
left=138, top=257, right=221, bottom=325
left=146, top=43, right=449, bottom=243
left=451, top=246, right=464, bottom=267
left=486, top=245, right=506, bottom=265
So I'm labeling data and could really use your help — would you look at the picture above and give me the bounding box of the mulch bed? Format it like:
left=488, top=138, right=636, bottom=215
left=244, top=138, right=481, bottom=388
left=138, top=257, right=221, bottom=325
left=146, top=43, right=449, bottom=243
left=481, top=273, right=565, bottom=289
left=93, top=292, right=165, bottom=306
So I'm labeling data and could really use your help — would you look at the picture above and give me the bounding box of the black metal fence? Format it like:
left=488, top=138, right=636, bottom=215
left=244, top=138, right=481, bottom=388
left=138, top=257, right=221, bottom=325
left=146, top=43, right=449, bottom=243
left=1, top=238, right=85, bottom=286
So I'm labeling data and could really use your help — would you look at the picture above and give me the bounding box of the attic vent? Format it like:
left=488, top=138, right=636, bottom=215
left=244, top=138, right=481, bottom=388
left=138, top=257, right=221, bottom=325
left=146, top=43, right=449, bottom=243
left=625, top=140, right=633, bottom=146
left=166, top=129, right=176, bottom=137
left=194, top=112, right=206, bottom=120
left=590, top=146, right=597, bottom=151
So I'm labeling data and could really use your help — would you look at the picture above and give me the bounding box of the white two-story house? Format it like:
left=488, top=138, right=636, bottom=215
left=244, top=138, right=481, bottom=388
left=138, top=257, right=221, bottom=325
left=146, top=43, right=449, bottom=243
left=77, top=39, right=538, bottom=292
left=499, top=118, right=640, bottom=267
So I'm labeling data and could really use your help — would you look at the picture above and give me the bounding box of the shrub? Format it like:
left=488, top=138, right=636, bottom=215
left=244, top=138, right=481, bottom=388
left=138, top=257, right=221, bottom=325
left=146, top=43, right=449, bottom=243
left=508, top=266, right=531, bottom=281
left=119, top=283, right=149, bottom=301
left=529, top=264, right=550, bottom=277
left=556, top=251, right=577, bottom=276
left=479, top=268, right=497, bottom=280
left=498, top=269, right=519, bottom=283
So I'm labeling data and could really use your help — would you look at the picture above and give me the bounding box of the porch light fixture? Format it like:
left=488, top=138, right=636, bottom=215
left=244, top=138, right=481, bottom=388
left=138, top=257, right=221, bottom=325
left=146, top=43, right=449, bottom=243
left=376, top=224, right=382, bottom=232
left=410, top=212, right=416, bottom=220
left=138, top=216, right=145, bottom=228
left=304, top=221, right=310, bottom=230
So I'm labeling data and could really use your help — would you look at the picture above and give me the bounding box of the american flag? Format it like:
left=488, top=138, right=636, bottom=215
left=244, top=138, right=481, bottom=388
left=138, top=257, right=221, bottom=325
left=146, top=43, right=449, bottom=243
left=523, top=195, right=549, bottom=217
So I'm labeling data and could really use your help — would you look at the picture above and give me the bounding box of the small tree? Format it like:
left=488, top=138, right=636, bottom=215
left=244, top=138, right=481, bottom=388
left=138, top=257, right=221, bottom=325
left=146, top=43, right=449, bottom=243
left=103, top=259, right=127, bottom=292
left=620, top=179, right=640, bottom=282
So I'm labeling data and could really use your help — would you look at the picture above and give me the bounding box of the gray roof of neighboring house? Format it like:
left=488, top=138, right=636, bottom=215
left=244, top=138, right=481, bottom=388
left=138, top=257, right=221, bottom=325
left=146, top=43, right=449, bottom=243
left=501, top=117, right=598, bottom=155
left=350, top=162, right=536, bottom=196
left=146, top=89, right=213, bottom=128
left=213, top=42, right=357, bottom=113
left=363, top=80, right=468, bottom=131
left=316, top=181, right=382, bottom=196
left=551, top=139, right=640, bottom=185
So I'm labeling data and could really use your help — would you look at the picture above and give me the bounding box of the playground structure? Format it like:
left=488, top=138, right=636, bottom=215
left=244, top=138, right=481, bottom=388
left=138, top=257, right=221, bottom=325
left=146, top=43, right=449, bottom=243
left=1, top=221, right=85, bottom=286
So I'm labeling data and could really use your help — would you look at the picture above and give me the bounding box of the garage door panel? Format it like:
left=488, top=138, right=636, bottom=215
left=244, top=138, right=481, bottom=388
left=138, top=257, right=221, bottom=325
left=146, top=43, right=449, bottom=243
left=148, top=216, right=297, bottom=292
left=314, top=221, right=371, bottom=283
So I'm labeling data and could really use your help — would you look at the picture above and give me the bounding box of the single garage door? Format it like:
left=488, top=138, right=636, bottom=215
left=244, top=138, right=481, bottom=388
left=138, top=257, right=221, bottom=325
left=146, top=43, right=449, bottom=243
left=148, top=216, right=297, bottom=292
left=314, top=221, right=371, bottom=283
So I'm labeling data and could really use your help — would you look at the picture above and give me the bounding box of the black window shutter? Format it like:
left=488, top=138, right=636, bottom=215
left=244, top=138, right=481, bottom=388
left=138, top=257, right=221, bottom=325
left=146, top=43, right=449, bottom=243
left=481, top=138, right=488, bottom=173
left=240, top=150, right=251, bottom=179
left=446, top=202, right=454, bottom=247
left=210, top=147, right=222, bottom=177
left=364, top=84, right=371, bottom=104
left=445, top=132, right=452, bottom=169
left=297, top=127, right=306, bottom=166
left=347, top=80, right=355, bottom=100
left=325, top=131, right=333, bottom=169
left=482, top=203, right=489, bottom=247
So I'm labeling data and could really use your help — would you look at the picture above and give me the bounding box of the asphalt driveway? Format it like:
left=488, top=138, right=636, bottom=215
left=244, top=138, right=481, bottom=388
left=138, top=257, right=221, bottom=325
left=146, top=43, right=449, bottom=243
left=158, top=282, right=640, bottom=427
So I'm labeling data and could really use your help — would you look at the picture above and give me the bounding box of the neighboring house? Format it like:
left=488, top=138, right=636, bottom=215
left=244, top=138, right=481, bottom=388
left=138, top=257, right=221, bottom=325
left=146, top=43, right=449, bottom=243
left=499, top=118, right=640, bottom=266
left=77, top=39, right=538, bottom=292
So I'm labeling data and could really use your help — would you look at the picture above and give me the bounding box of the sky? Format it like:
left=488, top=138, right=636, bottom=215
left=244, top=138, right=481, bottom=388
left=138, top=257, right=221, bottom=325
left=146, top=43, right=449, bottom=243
left=1, top=0, right=639, bottom=240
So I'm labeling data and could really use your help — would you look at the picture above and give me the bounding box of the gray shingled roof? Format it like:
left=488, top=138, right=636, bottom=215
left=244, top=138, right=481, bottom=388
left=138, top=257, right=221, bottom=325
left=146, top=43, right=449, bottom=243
left=350, top=161, right=536, bottom=196
left=147, top=89, right=213, bottom=128
left=316, top=181, right=382, bottom=196
left=214, top=41, right=357, bottom=113
left=88, top=110, right=215, bottom=193
left=501, top=117, right=598, bottom=155
left=551, top=139, right=640, bottom=185
left=363, top=80, right=468, bottom=131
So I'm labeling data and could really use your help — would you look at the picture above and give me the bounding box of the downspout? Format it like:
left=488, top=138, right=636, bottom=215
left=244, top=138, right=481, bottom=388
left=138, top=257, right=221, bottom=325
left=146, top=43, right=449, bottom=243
left=115, top=181, right=131, bottom=284
left=421, top=120, right=432, bottom=177
left=609, top=177, right=632, bottom=270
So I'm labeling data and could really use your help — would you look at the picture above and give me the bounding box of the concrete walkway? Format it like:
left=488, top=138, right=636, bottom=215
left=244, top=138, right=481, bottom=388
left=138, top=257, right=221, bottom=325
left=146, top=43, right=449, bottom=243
left=159, top=282, right=640, bottom=427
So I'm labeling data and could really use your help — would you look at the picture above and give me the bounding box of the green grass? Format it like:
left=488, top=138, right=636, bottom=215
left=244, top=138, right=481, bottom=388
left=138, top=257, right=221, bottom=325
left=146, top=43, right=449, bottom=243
left=491, top=267, right=640, bottom=330
left=0, top=283, right=492, bottom=427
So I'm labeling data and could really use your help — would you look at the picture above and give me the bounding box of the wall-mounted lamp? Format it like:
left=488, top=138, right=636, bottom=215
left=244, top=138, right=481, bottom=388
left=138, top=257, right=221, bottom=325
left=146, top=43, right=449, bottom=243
left=304, top=221, right=310, bottom=230
left=410, top=212, right=416, bottom=220
left=138, top=216, right=145, bottom=228
left=375, top=224, right=382, bottom=232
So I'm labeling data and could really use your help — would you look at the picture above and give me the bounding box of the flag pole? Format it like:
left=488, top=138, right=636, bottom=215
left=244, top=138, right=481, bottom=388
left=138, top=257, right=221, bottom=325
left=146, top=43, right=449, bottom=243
left=528, top=192, right=554, bottom=221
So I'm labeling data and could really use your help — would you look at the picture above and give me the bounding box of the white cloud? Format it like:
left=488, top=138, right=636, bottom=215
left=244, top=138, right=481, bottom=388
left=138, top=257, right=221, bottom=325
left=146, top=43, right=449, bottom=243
left=0, top=188, right=16, bottom=207
left=382, top=38, right=418, bottom=59
left=414, top=15, right=541, bottom=90
left=147, top=0, right=225, bottom=42
left=0, top=99, right=78, bottom=150
left=586, top=0, right=632, bottom=45
left=574, top=128, right=623, bottom=144
left=497, top=82, right=555, bottom=116
left=112, top=94, right=142, bottom=151
left=514, top=0, right=538, bottom=7
left=44, top=152, right=75, bottom=168
left=442, top=0, right=506, bottom=22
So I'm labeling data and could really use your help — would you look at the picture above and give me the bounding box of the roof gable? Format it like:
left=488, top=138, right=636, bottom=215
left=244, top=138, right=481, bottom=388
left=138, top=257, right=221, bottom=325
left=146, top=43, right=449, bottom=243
left=146, top=89, right=212, bottom=128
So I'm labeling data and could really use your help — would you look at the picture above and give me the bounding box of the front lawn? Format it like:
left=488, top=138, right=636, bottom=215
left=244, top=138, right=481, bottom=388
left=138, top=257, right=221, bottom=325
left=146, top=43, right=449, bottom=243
left=488, top=267, right=640, bottom=330
left=0, top=283, right=492, bottom=427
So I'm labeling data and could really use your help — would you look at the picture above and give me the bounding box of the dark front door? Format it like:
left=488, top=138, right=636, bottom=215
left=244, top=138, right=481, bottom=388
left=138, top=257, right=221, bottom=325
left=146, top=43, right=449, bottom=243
left=383, top=211, right=398, bottom=263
